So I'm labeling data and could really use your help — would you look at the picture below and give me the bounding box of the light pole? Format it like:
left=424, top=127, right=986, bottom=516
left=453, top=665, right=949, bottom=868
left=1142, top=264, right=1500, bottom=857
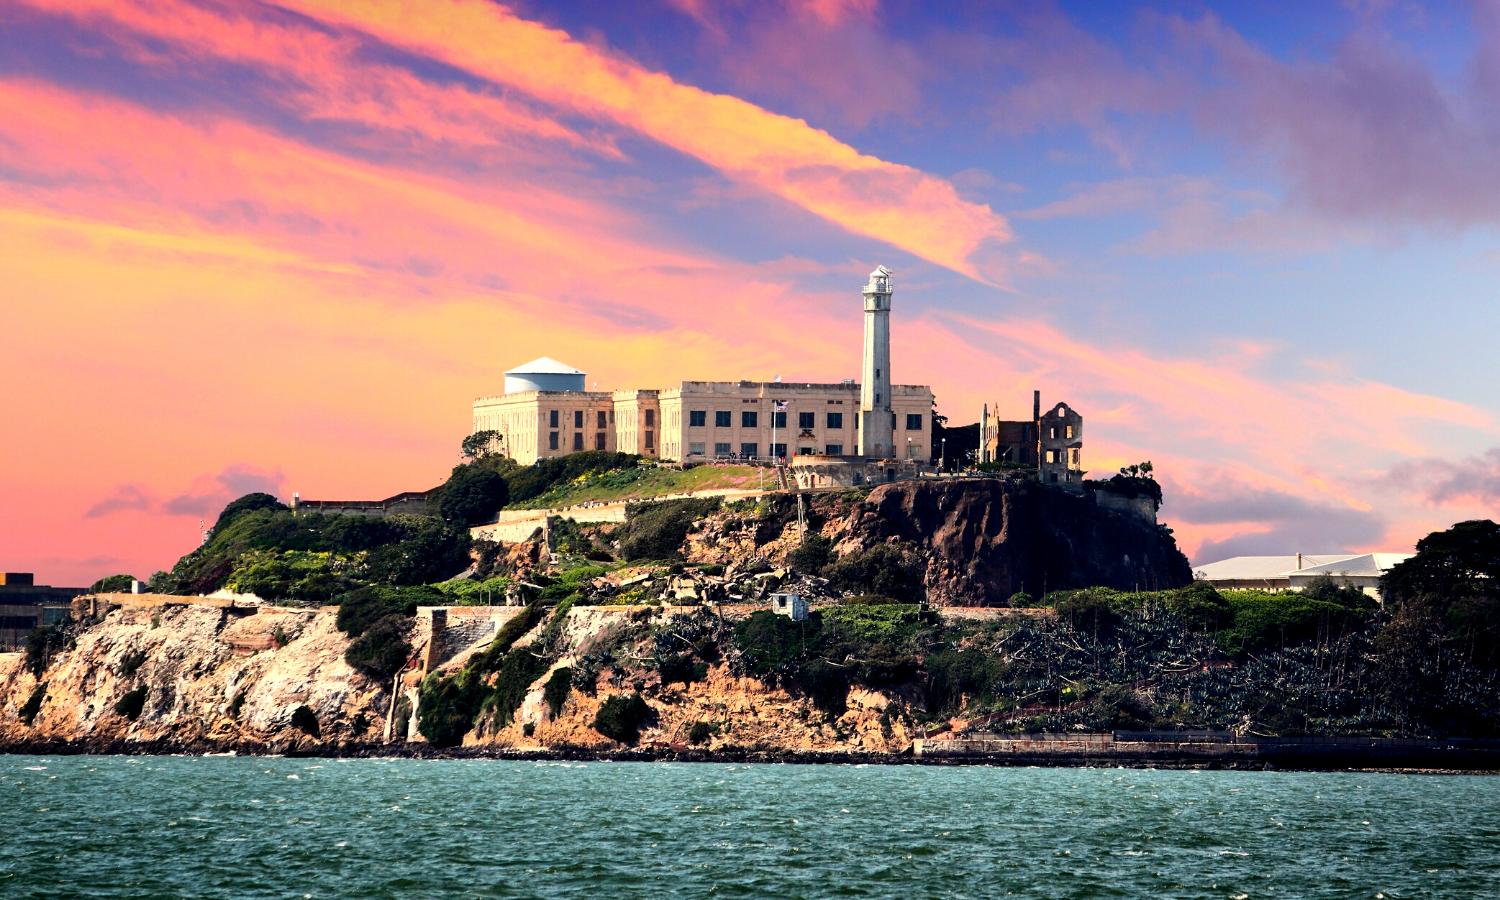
left=940, top=437, right=946, bottom=474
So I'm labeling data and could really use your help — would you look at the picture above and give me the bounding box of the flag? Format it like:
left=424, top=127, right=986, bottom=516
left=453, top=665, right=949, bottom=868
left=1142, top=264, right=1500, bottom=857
left=774, top=401, right=788, bottom=410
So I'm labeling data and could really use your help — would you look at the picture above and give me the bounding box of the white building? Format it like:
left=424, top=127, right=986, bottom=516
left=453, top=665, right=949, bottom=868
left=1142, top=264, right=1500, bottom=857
left=1193, top=553, right=1413, bottom=600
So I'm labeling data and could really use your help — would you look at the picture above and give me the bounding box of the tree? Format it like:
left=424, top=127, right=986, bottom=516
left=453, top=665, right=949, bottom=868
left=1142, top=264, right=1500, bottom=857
left=462, top=430, right=503, bottom=460
left=89, top=574, right=137, bottom=593
left=214, top=493, right=288, bottom=531
left=438, top=463, right=510, bottom=526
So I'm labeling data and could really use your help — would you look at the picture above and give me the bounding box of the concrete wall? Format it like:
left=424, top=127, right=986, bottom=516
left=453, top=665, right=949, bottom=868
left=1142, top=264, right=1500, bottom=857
left=1095, top=491, right=1157, bottom=524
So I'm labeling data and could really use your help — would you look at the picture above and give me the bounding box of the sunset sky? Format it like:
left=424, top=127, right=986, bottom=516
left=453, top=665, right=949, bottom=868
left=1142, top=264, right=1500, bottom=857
left=5, top=0, right=1500, bottom=586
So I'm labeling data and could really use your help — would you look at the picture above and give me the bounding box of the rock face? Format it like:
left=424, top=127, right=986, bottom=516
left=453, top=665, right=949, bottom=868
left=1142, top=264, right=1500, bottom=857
left=0, top=603, right=390, bottom=752
left=836, top=479, right=1192, bottom=606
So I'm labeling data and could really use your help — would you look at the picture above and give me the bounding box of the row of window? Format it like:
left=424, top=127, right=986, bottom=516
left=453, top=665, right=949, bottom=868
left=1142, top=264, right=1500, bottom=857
left=546, top=409, right=656, bottom=429
left=685, top=442, right=845, bottom=458
left=548, top=431, right=654, bottom=451
left=684, top=411, right=923, bottom=430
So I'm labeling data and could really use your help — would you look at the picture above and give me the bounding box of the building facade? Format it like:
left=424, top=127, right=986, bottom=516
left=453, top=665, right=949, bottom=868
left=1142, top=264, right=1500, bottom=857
left=473, top=266, right=934, bottom=467
left=1, top=573, right=85, bottom=651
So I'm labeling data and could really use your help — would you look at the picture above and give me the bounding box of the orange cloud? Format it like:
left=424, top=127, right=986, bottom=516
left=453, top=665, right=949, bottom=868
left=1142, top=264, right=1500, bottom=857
left=268, top=0, right=1009, bottom=280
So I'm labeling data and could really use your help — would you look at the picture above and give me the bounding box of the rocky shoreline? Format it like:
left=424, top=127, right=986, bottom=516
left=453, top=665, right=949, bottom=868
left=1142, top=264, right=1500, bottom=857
left=5, top=737, right=1498, bottom=773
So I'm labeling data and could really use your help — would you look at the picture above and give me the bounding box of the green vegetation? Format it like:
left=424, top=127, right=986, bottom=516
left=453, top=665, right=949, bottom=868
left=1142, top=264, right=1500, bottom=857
left=24, top=623, right=68, bottom=678
left=89, top=574, right=137, bottom=593
left=415, top=601, right=549, bottom=747
left=657, top=652, right=708, bottom=686
left=618, top=498, right=721, bottom=561
left=503, top=451, right=643, bottom=505
left=114, top=685, right=148, bottom=721
left=507, top=459, right=763, bottom=509
left=687, top=720, right=713, bottom=744
left=543, top=667, right=572, bottom=718
left=20, top=683, right=46, bottom=726
left=151, top=503, right=472, bottom=599
left=1084, top=462, right=1163, bottom=510
left=344, top=615, right=412, bottom=679
left=437, top=462, right=510, bottom=526
left=290, top=705, right=320, bottom=737
left=592, top=692, right=653, bottom=743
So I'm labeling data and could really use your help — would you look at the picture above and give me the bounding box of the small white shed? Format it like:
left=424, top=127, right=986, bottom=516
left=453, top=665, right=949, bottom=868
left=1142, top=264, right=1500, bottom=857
left=770, top=592, right=808, bottom=621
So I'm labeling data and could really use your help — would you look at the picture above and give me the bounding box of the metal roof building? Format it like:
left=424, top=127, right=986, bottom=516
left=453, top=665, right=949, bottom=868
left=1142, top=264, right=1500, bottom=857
left=1193, top=552, right=1413, bottom=599
left=504, top=357, right=586, bottom=394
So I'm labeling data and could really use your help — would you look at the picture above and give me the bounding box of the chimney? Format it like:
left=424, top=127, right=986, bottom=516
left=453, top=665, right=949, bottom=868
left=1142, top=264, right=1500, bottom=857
left=1033, top=390, right=1041, bottom=422
left=1296, top=553, right=1303, bottom=570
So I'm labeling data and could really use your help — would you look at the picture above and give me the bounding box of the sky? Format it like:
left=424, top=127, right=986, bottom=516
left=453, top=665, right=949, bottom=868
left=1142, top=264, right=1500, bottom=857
left=4, top=0, right=1500, bottom=586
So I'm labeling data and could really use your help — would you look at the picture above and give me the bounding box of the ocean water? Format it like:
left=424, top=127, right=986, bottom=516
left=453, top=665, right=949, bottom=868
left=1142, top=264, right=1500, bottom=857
left=2, top=756, right=1498, bottom=899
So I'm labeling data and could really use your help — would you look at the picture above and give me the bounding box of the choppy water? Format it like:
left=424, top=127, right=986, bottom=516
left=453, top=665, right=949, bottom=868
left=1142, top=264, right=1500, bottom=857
left=2, top=756, right=1498, bottom=899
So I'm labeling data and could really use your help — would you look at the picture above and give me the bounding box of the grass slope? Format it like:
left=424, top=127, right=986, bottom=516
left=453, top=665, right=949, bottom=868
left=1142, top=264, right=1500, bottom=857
left=509, top=464, right=767, bottom=509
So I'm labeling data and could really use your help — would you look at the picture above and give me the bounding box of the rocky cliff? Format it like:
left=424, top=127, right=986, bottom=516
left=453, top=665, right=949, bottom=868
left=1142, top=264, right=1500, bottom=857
left=830, top=479, right=1192, bottom=606
left=0, top=598, right=914, bottom=756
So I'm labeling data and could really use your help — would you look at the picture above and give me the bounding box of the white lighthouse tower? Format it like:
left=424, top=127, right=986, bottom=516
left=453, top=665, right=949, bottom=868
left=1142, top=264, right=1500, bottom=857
left=859, top=265, right=895, bottom=459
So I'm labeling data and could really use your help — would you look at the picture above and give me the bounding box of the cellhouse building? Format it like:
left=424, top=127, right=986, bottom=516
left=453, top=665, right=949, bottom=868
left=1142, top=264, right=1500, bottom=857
left=471, top=266, right=935, bottom=468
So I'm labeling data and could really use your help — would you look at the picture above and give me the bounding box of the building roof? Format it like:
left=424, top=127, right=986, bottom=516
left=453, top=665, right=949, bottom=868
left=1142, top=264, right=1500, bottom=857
left=505, top=356, right=584, bottom=376
left=1193, top=555, right=1359, bottom=581
left=1289, top=553, right=1414, bottom=579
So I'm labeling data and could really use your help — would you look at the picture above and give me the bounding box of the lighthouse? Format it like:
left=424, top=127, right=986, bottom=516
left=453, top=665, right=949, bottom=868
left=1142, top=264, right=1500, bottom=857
left=858, top=265, right=895, bottom=459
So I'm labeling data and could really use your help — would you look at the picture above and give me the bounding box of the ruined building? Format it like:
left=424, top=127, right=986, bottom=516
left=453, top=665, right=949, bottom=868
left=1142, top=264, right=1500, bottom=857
left=982, top=391, right=1085, bottom=487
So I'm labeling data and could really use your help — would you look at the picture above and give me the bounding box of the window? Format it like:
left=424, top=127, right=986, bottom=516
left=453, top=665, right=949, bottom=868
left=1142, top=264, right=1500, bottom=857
left=875, top=368, right=881, bottom=377
left=574, top=410, right=584, bottom=428
left=594, top=433, right=606, bottom=450
left=826, top=443, right=843, bottom=455
left=715, top=410, right=732, bottom=428
left=1069, top=448, right=1079, bottom=466
left=875, top=393, right=881, bottom=404
left=740, top=442, right=758, bottom=457
left=645, top=430, right=655, bottom=450
left=798, top=411, right=815, bottom=429
left=771, top=443, right=786, bottom=459
left=549, top=431, right=559, bottom=450
left=907, top=443, right=924, bottom=460
left=1045, top=449, right=1057, bottom=464
left=827, top=412, right=843, bottom=429
left=891, top=412, right=898, bottom=429
left=573, top=432, right=584, bottom=451
left=646, top=409, right=655, bottom=427
left=799, top=446, right=816, bottom=456
left=714, top=442, right=732, bottom=456
left=742, top=411, right=758, bottom=428
left=690, top=410, right=706, bottom=427
left=550, top=410, right=559, bottom=428
left=773, top=411, right=786, bottom=428
left=689, top=442, right=706, bottom=456
left=1066, top=425, right=1074, bottom=439
left=906, top=414, right=923, bottom=431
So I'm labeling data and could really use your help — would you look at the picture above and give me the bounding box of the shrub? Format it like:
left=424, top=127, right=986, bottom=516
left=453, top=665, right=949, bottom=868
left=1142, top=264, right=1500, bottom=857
left=505, top=451, right=642, bottom=503
left=926, top=650, right=1003, bottom=715
left=480, top=647, right=551, bottom=729
left=734, top=610, right=822, bottom=677
left=351, top=713, right=370, bottom=735
left=822, top=544, right=925, bottom=602
left=416, top=672, right=484, bottom=748
left=290, top=705, right=320, bottom=737
left=20, top=682, right=46, bottom=726
left=1163, top=583, right=1233, bottom=632
left=787, top=533, right=834, bottom=574
left=114, top=685, right=148, bottom=721
left=1056, top=591, right=1120, bottom=636
left=1301, top=573, right=1377, bottom=611
left=543, top=667, right=572, bottom=718
left=1007, top=592, right=1036, bottom=607
left=856, top=645, right=920, bottom=686
left=687, top=721, right=713, bottom=744
left=658, top=653, right=708, bottom=686
left=797, top=659, right=849, bottom=720
left=117, top=649, right=148, bottom=679
left=593, top=692, right=654, bottom=743
left=213, top=492, right=288, bottom=530
left=89, top=574, right=137, bottom=593
left=619, top=498, right=721, bottom=561
left=1219, top=593, right=1363, bottom=655
left=344, top=614, right=412, bottom=679
left=335, top=585, right=442, bottom=637
left=438, top=463, right=510, bottom=526
left=229, top=690, right=246, bottom=718
left=24, top=624, right=68, bottom=678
